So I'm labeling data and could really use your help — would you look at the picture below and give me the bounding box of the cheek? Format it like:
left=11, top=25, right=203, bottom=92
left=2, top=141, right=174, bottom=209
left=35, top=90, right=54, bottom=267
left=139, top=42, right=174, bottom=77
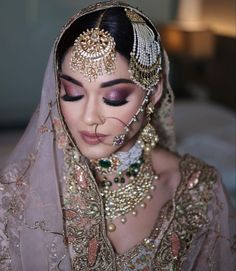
left=111, top=104, right=145, bottom=137
left=111, top=94, right=144, bottom=123
left=60, top=102, right=80, bottom=130
left=119, top=96, right=145, bottom=128
left=129, top=113, right=145, bottom=135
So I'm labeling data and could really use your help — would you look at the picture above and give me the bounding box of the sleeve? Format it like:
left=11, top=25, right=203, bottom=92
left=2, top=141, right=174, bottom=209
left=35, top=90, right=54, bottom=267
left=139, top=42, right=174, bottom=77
left=183, top=175, right=236, bottom=271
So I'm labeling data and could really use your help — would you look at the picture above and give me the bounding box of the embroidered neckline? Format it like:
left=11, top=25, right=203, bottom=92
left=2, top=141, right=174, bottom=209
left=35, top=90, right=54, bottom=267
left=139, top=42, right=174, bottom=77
left=115, top=153, right=184, bottom=258
left=115, top=153, right=217, bottom=265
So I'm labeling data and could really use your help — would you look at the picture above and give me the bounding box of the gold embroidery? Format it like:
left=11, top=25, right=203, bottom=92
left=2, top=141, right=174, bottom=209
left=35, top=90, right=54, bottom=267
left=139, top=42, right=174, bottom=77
left=52, top=118, right=69, bottom=149
left=62, top=144, right=115, bottom=270
left=154, top=155, right=218, bottom=270
left=116, top=155, right=219, bottom=270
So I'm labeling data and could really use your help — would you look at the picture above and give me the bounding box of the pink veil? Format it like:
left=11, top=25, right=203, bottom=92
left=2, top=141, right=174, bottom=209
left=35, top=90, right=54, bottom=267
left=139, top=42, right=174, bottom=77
left=0, top=2, right=176, bottom=270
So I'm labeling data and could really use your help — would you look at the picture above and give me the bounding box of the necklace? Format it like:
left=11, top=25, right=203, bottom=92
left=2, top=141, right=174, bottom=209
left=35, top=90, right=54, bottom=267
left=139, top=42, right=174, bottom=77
left=90, top=143, right=159, bottom=232
left=90, top=141, right=143, bottom=187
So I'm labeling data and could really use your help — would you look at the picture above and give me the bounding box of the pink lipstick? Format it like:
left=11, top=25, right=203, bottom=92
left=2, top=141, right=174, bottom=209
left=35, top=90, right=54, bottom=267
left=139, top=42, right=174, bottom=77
left=80, top=131, right=107, bottom=145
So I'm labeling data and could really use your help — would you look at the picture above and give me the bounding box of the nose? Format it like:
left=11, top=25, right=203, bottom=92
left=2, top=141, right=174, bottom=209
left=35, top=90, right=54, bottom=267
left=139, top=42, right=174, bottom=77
left=82, top=98, right=104, bottom=126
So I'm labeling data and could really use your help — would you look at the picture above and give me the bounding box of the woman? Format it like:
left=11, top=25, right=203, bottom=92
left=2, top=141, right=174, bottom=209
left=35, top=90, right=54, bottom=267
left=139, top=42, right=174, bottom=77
left=0, top=1, right=235, bottom=270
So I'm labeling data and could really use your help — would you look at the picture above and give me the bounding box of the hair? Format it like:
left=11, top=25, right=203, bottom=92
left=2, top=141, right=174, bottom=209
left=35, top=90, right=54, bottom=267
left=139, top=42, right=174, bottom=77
left=56, top=7, right=162, bottom=69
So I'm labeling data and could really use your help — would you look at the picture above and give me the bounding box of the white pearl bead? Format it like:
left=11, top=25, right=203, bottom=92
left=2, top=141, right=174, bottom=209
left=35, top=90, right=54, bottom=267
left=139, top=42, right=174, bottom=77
left=120, top=217, right=127, bottom=224
left=147, top=195, right=152, bottom=200
left=132, top=210, right=137, bottom=216
left=140, top=202, right=146, bottom=208
left=150, top=185, right=156, bottom=191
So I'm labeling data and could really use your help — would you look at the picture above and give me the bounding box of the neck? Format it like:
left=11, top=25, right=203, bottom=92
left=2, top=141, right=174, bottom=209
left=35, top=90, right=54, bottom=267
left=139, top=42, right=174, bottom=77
left=90, top=140, right=144, bottom=187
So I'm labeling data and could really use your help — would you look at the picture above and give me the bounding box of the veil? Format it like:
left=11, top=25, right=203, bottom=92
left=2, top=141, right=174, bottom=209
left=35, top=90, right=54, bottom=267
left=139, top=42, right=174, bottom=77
left=0, top=1, right=175, bottom=270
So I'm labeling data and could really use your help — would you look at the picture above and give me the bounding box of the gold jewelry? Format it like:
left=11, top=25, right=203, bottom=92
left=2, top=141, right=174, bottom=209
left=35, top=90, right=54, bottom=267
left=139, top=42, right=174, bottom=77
left=125, top=9, right=162, bottom=89
left=112, top=87, right=154, bottom=146
left=139, top=102, right=159, bottom=152
left=70, top=27, right=116, bottom=81
left=100, top=152, right=159, bottom=232
left=91, top=155, right=120, bottom=176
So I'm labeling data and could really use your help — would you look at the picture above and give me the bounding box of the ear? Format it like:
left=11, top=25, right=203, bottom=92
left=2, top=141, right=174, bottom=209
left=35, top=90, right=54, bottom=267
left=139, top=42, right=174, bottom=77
left=150, top=79, right=163, bottom=105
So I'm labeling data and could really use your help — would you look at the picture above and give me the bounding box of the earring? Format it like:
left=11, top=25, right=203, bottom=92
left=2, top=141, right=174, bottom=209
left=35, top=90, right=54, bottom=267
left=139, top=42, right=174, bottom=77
left=139, top=102, right=159, bottom=152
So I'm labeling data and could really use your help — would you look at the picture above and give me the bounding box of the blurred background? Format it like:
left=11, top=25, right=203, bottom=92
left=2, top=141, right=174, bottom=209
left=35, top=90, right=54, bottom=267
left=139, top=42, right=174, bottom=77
left=0, top=0, right=235, bottom=204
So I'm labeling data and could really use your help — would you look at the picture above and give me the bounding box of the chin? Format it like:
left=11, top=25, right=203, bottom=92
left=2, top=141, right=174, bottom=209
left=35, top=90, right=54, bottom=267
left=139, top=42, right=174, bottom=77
left=78, top=144, right=117, bottom=160
left=77, top=136, right=138, bottom=160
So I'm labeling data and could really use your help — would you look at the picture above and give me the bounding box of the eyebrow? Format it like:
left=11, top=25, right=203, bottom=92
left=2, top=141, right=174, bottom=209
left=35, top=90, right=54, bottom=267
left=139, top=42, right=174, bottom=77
left=60, top=73, right=135, bottom=88
left=60, top=74, right=83, bottom=87
left=100, top=78, right=135, bottom=88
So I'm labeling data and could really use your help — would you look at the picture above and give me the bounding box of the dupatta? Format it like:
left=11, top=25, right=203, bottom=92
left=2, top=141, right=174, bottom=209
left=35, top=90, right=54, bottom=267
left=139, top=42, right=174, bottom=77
left=1, top=1, right=234, bottom=271
left=0, top=2, right=175, bottom=270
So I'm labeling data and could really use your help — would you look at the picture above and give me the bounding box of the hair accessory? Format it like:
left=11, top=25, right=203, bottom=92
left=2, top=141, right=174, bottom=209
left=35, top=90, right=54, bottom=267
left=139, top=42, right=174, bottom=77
left=70, top=27, right=116, bottom=81
left=139, top=102, right=159, bottom=152
left=125, top=8, right=162, bottom=89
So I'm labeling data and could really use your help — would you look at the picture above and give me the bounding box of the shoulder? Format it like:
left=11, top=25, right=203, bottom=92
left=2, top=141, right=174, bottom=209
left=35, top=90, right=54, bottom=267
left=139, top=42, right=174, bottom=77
left=151, top=147, right=219, bottom=198
left=151, top=147, right=218, bottom=184
left=150, top=147, right=180, bottom=174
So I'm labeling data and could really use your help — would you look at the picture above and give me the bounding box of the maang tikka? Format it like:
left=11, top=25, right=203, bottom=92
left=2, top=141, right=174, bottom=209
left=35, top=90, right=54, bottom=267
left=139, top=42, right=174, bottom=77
left=70, top=11, right=116, bottom=81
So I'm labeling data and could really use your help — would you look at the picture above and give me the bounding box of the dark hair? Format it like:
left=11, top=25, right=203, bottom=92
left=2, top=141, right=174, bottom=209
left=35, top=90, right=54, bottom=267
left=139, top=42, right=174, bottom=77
left=56, top=7, right=159, bottom=68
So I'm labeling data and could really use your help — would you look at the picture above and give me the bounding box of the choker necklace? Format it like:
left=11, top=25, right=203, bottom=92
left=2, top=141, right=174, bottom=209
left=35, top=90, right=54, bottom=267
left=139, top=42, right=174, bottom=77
left=90, top=141, right=159, bottom=232
left=90, top=142, right=143, bottom=176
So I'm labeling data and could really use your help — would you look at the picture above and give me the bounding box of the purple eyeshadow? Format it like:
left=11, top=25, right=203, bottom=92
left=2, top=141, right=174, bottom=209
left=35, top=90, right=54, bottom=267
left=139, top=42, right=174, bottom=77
left=105, top=89, right=131, bottom=100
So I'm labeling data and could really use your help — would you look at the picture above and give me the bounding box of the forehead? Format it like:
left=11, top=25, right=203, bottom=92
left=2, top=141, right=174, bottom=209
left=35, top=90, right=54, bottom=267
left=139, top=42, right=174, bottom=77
left=61, top=47, right=131, bottom=85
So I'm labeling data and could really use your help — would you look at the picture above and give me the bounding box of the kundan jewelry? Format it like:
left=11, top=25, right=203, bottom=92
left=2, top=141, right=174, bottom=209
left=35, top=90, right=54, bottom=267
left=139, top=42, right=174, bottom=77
left=91, top=140, right=159, bottom=232
left=101, top=152, right=158, bottom=232
left=125, top=8, right=162, bottom=89
left=90, top=142, right=143, bottom=176
left=112, top=87, right=153, bottom=146
left=69, top=6, right=162, bottom=147
left=139, top=102, right=159, bottom=152
left=111, top=9, right=162, bottom=146
left=70, top=12, right=116, bottom=81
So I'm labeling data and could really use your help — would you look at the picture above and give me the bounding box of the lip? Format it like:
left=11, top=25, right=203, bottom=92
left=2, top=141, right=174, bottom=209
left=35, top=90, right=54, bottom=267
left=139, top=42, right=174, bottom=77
left=80, top=131, right=108, bottom=145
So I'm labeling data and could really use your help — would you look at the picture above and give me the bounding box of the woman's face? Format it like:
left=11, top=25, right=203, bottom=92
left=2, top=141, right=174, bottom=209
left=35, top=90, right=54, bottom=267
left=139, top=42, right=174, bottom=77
left=59, top=48, right=146, bottom=159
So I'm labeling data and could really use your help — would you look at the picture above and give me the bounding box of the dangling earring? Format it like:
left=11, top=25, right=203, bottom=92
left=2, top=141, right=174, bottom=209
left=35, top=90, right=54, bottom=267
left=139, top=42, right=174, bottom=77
left=139, top=102, right=159, bottom=152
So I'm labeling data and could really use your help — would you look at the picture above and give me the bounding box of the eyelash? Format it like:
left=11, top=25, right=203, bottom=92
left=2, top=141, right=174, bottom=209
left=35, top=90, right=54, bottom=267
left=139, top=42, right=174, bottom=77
left=61, top=94, right=84, bottom=102
left=103, top=98, right=128, bottom=106
left=61, top=94, right=128, bottom=107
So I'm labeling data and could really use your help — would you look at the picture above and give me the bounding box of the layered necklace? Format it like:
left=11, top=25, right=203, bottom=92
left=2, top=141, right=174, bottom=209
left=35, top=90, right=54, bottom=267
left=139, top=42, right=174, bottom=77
left=90, top=141, right=159, bottom=232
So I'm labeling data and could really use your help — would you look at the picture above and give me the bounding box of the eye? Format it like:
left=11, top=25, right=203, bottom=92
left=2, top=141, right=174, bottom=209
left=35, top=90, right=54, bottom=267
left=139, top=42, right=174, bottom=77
left=60, top=78, right=84, bottom=102
left=103, top=97, right=128, bottom=106
left=61, top=94, right=84, bottom=102
left=103, top=88, right=131, bottom=106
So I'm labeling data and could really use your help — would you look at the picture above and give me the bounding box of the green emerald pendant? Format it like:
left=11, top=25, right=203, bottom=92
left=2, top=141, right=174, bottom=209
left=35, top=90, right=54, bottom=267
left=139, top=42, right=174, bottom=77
left=99, top=159, right=112, bottom=168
